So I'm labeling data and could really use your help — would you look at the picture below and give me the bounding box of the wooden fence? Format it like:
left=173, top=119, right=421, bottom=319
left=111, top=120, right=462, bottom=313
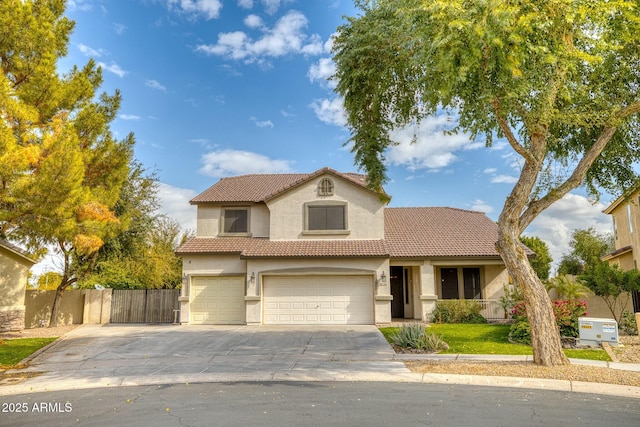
left=110, top=289, right=179, bottom=323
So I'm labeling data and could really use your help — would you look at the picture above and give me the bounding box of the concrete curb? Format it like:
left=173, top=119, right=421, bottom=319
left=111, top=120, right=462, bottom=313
left=393, top=353, right=640, bottom=372
left=2, top=326, right=639, bottom=399
left=2, top=369, right=639, bottom=399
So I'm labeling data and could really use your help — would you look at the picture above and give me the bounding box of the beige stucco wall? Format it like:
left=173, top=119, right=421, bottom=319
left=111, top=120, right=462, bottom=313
left=24, top=290, right=85, bottom=328
left=581, top=293, right=634, bottom=320
left=484, top=265, right=510, bottom=300
left=0, top=248, right=32, bottom=308
left=609, top=192, right=640, bottom=269
left=266, top=175, right=385, bottom=240
left=0, top=247, right=35, bottom=331
left=196, top=203, right=270, bottom=238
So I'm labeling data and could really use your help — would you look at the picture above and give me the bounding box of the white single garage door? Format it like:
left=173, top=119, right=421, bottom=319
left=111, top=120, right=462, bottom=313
left=263, top=275, right=374, bottom=325
left=190, top=276, right=245, bottom=325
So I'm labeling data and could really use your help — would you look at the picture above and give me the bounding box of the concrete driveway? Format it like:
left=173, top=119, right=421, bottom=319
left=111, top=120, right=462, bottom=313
left=2, top=324, right=413, bottom=394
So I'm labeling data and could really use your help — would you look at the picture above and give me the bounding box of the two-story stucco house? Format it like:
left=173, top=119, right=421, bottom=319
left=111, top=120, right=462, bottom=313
left=176, top=167, right=509, bottom=325
left=602, top=191, right=640, bottom=313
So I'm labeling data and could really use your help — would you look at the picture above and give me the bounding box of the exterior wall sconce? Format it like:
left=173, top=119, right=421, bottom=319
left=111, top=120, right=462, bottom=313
left=380, top=271, right=387, bottom=284
left=250, top=272, right=256, bottom=284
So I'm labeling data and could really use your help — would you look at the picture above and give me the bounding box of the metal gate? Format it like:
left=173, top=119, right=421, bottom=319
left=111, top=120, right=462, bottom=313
left=110, top=289, right=179, bottom=323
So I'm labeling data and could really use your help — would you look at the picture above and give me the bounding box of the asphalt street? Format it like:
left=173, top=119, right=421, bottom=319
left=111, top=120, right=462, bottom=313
left=1, top=381, right=639, bottom=427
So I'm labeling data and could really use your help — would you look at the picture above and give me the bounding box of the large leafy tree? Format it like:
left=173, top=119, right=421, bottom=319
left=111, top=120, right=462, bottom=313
left=0, top=0, right=133, bottom=325
left=79, top=166, right=185, bottom=290
left=558, top=227, right=614, bottom=274
left=333, top=0, right=640, bottom=365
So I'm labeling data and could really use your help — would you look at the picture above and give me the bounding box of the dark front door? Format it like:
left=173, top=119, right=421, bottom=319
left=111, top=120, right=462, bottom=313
left=463, top=268, right=482, bottom=299
left=441, top=268, right=459, bottom=299
left=390, top=266, right=404, bottom=318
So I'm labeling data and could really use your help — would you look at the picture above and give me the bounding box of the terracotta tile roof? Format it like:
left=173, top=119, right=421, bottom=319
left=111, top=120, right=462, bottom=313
left=176, top=237, right=388, bottom=258
left=190, top=167, right=375, bottom=204
left=176, top=207, right=501, bottom=258
left=384, top=207, right=500, bottom=257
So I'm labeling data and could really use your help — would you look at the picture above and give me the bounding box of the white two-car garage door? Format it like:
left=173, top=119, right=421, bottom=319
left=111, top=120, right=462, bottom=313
left=190, top=276, right=245, bottom=325
left=263, top=275, right=374, bottom=325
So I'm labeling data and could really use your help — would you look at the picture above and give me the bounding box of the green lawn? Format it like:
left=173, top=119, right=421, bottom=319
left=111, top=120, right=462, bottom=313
left=0, top=338, right=57, bottom=368
left=380, top=324, right=612, bottom=361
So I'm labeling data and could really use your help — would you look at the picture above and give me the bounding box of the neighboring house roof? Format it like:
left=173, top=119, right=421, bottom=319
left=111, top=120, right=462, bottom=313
left=0, top=238, right=37, bottom=266
left=190, top=167, right=380, bottom=204
left=602, top=245, right=633, bottom=262
left=603, top=183, right=640, bottom=214
left=177, top=207, right=502, bottom=259
left=385, top=207, right=501, bottom=258
left=176, top=237, right=389, bottom=258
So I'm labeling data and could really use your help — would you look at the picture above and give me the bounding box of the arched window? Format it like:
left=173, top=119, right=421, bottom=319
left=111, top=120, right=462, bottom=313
left=318, top=178, right=334, bottom=196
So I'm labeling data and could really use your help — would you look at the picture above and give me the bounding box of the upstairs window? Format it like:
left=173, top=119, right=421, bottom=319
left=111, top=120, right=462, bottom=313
left=307, top=205, right=346, bottom=230
left=317, top=178, right=334, bottom=196
left=222, top=208, right=249, bottom=234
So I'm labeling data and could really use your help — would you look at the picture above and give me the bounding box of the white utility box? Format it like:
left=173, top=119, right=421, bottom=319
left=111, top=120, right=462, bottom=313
left=578, top=317, right=619, bottom=347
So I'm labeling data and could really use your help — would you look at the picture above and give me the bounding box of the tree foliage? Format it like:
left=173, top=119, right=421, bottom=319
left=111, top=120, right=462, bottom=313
left=580, top=262, right=640, bottom=322
left=545, top=275, right=592, bottom=300
left=75, top=161, right=183, bottom=289
left=520, top=236, right=553, bottom=281
left=558, top=227, right=614, bottom=274
left=333, top=0, right=640, bottom=366
left=0, top=0, right=134, bottom=325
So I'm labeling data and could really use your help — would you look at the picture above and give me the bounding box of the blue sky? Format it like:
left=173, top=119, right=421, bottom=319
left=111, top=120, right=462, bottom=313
left=41, top=0, right=616, bottom=274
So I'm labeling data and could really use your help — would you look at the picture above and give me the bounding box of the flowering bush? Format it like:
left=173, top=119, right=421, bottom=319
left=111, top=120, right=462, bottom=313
left=509, top=300, right=588, bottom=344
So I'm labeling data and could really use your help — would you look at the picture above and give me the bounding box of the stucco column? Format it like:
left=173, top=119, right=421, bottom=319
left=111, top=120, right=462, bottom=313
left=420, top=261, right=438, bottom=322
left=244, top=262, right=262, bottom=325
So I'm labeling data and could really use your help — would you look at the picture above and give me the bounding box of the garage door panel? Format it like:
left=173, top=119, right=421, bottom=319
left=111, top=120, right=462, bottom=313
left=263, top=275, right=373, bottom=325
left=190, top=276, right=245, bottom=325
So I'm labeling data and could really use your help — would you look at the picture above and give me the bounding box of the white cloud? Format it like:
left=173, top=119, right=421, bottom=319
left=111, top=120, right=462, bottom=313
left=244, top=14, right=264, bottom=28
left=483, top=168, right=497, bottom=174
left=196, top=10, right=323, bottom=63
left=524, top=193, right=612, bottom=272
left=98, top=61, right=127, bottom=78
left=67, top=0, right=92, bottom=12
left=200, top=149, right=294, bottom=177
left=119, top=114, right=141, bottom=120
left=491, top=174, right=519, bottom=184
left=156, top=183, right=198, bottom=232
left=238, top=0, right=253, bottom=8
left=470, top=199, right=494, bottom=214
left=308, top=57, right=336, bottom=88
left=310, top=97, right=346, bottom=127
left=260, top=0, right=291, bottom=15
left=387, top=114, right=481, bottom=171
left=168, top=0, right=223, bottom=20
left=250, top=116, right=274, bottom=128
left=113, top=23, right=126, bottom=35
left=78, top=43, right=104, bottom=58
left=146, top=79, right=167, bottom=91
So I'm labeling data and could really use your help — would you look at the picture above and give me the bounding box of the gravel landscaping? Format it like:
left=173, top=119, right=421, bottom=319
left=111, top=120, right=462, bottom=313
left=405, top=335, right=640, bottom=387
